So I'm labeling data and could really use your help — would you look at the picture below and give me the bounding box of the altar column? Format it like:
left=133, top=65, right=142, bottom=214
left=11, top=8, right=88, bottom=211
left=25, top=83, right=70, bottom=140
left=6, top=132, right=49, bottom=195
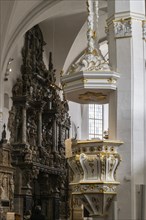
left=52, top=117, right=57, bottom=152
left=107, top=0, right=146, bottom=219
left=22, top=106, right=27, bottom=143
left=0, top=72, right=4, bottom=135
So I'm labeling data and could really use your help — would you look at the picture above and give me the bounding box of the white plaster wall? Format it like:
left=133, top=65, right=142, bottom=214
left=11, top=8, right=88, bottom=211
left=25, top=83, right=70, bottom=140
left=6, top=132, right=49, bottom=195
left=2, top=37, right=24, bottom=140
left=103, top=104, right=109, bottom=132
left=116, top=38, right=133, bottom=220
left=68, top=101, right=82, bottom=140
left=81, top=104, right=89, bottom=140
left=144, top=40, right=146, bottom=186
left=39, top=12, right=87, bottom=84
left=144, top=7, right=146, bottom=187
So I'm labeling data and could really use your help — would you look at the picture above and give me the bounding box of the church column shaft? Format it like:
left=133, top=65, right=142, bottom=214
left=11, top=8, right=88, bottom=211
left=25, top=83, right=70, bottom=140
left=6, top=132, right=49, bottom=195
left=107, top=0, right=145, bottom=219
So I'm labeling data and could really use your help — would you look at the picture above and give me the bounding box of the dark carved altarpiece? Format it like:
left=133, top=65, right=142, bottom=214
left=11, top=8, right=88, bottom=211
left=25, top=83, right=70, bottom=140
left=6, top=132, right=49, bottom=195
left=0, top=125, right=14, bottom=220
left=7, top=25, right=70, bottom=220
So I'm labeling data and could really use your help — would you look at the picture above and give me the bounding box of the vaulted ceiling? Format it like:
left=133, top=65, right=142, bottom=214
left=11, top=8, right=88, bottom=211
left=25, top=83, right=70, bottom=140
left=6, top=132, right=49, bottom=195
left=0, top=0, right=107, bottom=79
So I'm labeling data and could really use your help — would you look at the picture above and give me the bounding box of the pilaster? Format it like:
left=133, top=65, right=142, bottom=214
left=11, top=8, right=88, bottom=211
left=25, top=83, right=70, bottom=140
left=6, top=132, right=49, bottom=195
left=0, top=76, right=4, bottom=136
left=143, top=19, right=146, bottom=186
left=107, top=0, right=146, bottom=219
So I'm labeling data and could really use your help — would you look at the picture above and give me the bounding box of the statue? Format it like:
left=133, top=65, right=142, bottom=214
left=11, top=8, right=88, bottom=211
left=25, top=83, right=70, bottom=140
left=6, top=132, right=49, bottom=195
left=8, top=106, right=15, bottom=142
left=1, top=124, right=6, bottom=141
left=27, top=116, right=37, bottom=146
left=24, top=145, right=32, bottom=162
left=9, top=176, right=14, bottom=210
left=1, top=176, right=9, bottom=200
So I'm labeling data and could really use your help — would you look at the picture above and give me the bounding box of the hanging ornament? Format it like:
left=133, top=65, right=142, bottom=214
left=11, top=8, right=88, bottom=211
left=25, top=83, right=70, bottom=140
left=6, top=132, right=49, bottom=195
left=67, top=0, right=110, bottom=74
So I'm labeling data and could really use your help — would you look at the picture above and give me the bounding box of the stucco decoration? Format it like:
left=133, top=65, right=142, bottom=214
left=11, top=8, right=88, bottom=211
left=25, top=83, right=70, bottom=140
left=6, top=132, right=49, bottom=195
left=113, top=18, right=132, bottom=38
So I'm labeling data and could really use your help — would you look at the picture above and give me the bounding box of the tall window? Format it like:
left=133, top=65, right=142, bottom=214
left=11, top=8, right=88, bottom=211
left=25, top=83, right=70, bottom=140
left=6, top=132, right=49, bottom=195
left=89, top=104, right=103, bottom=139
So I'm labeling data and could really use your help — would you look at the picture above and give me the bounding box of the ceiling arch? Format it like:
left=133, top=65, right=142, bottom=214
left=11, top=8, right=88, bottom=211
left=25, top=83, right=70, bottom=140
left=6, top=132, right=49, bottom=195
left=1, top=0, right=107, bottom=76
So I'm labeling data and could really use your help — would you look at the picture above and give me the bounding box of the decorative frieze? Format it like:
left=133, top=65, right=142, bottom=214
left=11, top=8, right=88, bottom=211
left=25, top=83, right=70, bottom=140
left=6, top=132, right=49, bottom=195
left=71, top=183, right=118, bottom=194
left=113, top=18, right=132, bottom=38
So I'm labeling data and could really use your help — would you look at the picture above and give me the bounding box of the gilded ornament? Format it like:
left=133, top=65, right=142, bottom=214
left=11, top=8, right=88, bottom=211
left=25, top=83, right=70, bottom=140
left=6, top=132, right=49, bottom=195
left=79, top=91, right=107, bottom=102
left=113, top=18, right=132, bottom=38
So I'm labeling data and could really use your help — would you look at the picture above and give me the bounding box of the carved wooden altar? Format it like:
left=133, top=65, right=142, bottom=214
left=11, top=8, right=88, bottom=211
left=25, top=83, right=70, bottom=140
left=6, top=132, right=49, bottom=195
left=0, top=125, right=14, bottom=220
left=8, top=25, right=70, bottom=220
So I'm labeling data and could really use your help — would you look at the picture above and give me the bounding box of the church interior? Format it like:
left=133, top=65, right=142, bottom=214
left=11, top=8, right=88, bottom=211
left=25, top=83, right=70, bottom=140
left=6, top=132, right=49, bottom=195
left=0, top=0, right=146, bottom=220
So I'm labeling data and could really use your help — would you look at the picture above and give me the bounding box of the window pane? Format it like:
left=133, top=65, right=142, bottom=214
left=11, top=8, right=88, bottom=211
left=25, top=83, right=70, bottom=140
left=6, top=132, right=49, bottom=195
left=89, top=104, right=103, bottom=139
left=89, top=104, right=94, bottom=118
left=89, top=119, right=94, bottom=134
left=95, top=106, right=102, bottom=119
left=89, top=135, right=95, bottom=139
left=94, top=134, right=102, bottom=139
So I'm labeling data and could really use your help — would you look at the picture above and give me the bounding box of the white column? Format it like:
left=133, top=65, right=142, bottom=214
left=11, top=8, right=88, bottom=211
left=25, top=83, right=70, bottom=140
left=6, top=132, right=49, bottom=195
left=0, top=75, right=4, bottom=136
left=144, top=20, right=146, bottom=186
left=107, top=0, right=146, bottom=219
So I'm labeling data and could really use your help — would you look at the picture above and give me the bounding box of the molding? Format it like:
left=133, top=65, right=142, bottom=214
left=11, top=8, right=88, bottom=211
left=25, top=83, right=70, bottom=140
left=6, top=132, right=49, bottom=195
left=107, top=17, right=146, bottom=41
left=107, top=11, right=145, bottom=26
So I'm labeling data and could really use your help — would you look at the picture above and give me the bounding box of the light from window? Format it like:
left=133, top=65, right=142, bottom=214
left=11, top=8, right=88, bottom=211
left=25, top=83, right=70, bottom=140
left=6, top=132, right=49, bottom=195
left=89, top=104, right=103, bottom=140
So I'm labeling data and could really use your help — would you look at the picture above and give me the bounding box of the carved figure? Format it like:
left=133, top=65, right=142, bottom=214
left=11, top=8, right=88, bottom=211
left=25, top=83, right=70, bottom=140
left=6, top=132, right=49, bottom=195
left=32, top=146, right=37, bottom=161
left=1, top=176, right=8, bottom=200
left=24, top=145, right=33, bottom=162
left=27, top=117, right=37, bottom=146
left=9, top=175, right=14, bottom=210
left=1, top=124, right=6, bottom=141
left=15, top=110, right=22, bottom=142
left=8, top=107, right=15, bottom=142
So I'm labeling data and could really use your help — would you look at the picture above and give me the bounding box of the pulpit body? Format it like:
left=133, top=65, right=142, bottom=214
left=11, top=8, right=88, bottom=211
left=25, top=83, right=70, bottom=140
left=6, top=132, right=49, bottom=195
left=67, top=140, right=123, bottom=218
